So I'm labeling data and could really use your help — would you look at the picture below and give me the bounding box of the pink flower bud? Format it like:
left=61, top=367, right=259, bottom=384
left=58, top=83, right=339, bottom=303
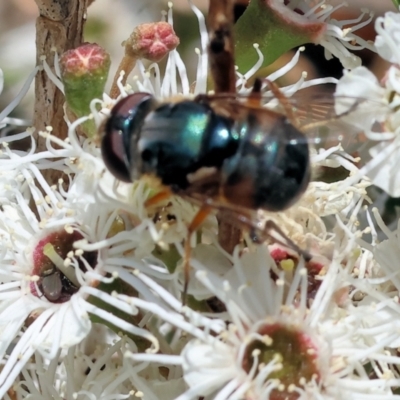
left=126, top=21, right=180, bottom=62
left=60, top=42, right=111, bottom=78
left=60, top=43, right=110, bottom=136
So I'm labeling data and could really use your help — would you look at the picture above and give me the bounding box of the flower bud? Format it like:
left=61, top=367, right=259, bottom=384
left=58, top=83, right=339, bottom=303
left=110, top=22, right=179, bottom=98
left=60, top=43, right=111, bottom=137
left=125, top=21, right=180, bottom=62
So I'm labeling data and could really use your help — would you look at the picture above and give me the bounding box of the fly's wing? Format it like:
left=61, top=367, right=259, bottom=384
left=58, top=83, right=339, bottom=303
left=278, top=94, right=389, bottom=150
left=201, top=92, right=390, bottom=158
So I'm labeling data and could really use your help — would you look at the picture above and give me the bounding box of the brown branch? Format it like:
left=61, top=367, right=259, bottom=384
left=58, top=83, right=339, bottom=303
left=109, top=54, right=138, bottom=99
left=207, top=0, right=241, bottom=254
left=207, top=0, right=236, bottom=93
left=33, top=0, right=88, bottom=185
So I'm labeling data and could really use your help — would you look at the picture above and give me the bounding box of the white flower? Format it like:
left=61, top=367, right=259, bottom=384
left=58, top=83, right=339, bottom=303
left=14, top=333, right=173, bottom=400
left=340, top=208, right=400, bottom=371
left=0, top=131, right=164, bottom=398
left=265, top=0, right=375, bottom=69
left=335, top=66, right=390, bottom=133
left=335, top=66, right=400, bottom=139
left=2, top=2, right=396, bottom=399
left=314, top=4, right=375, bottom=69
left=0, top=66, right=37, bottom=130
left=375, top=11, right=400, bottom=65
left=331, top=10, right=400, bottom=197
left=127, top=226, right=400, bottom=399
left=333, top=11, right=400, bottom=197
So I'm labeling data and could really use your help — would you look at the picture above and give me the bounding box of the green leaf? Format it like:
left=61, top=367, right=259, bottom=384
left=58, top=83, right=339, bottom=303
left=152, top=243, right=181, bottom=274
left=234, top=0, right=325, bottom=74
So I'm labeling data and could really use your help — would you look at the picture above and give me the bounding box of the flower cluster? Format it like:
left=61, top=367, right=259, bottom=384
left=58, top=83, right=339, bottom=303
left=2, top=1, right=400, bottom=399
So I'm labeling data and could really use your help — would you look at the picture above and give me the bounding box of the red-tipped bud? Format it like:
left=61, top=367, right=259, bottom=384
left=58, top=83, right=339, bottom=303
left=60, top=43, right=111, bottom=136
left=60, top=42, right=111, bottom=79
left=125, top=21, right=180, bottom=62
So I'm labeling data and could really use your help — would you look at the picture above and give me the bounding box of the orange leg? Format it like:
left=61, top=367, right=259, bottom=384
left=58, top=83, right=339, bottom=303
left=196, top=197, right=310, bottom=261
left=264, top=79, right=297, bottom=125
left=144, top=189, right=172, bottom=208
left=246, top=78, right=262, bottom=108
left=236, top=213, right=311, bottom=262
left=183, top=205, right=213, bottom=304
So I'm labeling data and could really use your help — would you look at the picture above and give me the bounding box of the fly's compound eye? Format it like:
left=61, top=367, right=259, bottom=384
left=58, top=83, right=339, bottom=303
left=101, top=92, right=155, bottom=182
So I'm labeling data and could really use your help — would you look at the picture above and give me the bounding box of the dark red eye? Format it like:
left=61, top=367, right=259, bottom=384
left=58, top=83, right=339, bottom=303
left=101, top=92, right=155, bottom=183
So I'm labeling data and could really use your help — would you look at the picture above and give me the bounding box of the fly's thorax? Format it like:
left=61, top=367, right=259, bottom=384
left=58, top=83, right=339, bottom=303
left=221, top=115, right=310, bottom=212
left=137, top=100, right=239, bottom=191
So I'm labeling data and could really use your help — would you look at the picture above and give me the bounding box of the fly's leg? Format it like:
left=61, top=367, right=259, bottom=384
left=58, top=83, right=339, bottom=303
left=264, top=79, right=298, bottom=124
left=238, top=214, right=312, bottom=261
left=145, top=191, right=214, bottom=303
left=144, top=189, right=172, bottom=208
left=196, top=197, right=311, bottom=262
left=145, top=190, right=213, bottom=304
left=246, top=78, right=263, bottom=107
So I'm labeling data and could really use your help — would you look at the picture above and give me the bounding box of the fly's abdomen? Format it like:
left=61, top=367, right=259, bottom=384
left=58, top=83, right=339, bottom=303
left=222, top=116, right=310, bottom=211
